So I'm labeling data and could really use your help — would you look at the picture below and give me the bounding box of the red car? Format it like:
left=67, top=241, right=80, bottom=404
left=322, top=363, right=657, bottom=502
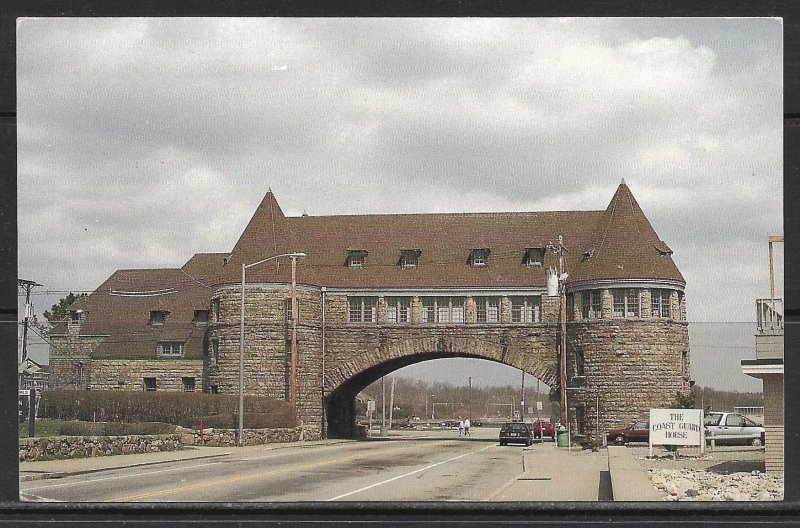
left=531, top=419, right=555, bottom=439
left=607, top=419, right=649, bottom=445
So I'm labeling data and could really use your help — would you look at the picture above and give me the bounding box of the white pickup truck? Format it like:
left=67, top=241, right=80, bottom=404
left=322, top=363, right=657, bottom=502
left=704, top=412, right=765, bottom=446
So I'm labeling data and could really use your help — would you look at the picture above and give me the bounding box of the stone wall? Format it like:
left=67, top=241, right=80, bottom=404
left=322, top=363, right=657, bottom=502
left=19, top=434, right=183, bottom=462
left=196, top=426, right=303, bottom=446
left=87, top=359, right=204, bottom=391
left=567, top=319, right=690, bottom=435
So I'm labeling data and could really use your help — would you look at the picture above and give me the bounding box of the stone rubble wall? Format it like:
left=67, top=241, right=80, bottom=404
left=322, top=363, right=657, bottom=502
left=194, top=426, right=304, bottom=447
left=19, top=434, right=183, bottom=462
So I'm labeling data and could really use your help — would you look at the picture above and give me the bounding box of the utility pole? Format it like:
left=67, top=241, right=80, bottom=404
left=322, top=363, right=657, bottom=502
left=381, top=376, right=386, bottom=429
left=468, top=377, right=472, bottom=419
left=768, top=235, right=783, bottom=299
left=546, top=235, right=569, bottom=425
left=520, top=370, right=525, bottom=424
left=18, top=279, right=41, bottom=365
left=388, top=377, right=396, bottom=429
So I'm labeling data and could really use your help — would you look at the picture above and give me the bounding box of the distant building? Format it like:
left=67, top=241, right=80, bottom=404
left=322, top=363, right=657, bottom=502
left=49, top=181, right=690, bottom=439
left=742, top=298, right=784, bottom=473
left=18, top=357, right=50, bottom=391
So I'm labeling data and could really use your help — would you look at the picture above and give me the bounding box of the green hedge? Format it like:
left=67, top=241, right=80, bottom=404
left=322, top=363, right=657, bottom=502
left=39, top=390, right=296, bottom=429
left=59, top=421, right=177, bottom=436
left=200, top=411, right=296, bottom=430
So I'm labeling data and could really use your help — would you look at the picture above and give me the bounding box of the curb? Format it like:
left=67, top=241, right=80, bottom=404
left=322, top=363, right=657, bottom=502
left=19, top=438, right=354, bottom=482
left=19, top=452, right=232, bottom=482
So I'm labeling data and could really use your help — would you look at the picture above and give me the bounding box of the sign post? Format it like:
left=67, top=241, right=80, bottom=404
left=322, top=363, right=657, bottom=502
left=649, top=408, right=704, bottom=458
left=28, top=388, right=36, bottom=438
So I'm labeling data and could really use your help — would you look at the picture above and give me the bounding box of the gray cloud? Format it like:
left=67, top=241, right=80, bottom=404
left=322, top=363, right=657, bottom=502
left=18, top=17, right=783, bottom=324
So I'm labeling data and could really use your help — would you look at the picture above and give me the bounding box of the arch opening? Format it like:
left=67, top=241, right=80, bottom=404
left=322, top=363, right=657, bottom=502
left=325, top=352, right=554, bottom=438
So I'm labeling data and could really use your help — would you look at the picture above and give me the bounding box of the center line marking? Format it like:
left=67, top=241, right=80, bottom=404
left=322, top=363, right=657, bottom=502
left=325, top=444, right=494, bottom=501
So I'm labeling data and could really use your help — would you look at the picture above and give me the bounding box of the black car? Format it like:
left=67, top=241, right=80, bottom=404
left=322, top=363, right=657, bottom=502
left=499, top=422, right=533, bottom=446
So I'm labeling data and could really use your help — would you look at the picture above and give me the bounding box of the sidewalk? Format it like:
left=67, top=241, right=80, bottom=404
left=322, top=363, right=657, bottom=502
left=487, top=441, right=610, bottom=501
left=19, top=439, right=353, bottom=482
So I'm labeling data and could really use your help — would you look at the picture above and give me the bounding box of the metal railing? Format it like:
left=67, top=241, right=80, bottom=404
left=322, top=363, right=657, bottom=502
left=756, top=298, right=783, bottom=333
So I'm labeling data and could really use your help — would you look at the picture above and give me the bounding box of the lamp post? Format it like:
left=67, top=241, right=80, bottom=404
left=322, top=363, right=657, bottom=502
left=239, top=252, right=306, bottom=446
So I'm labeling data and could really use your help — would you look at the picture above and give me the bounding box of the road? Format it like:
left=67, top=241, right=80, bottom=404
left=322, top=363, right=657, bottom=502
left=21, top=427, right=538, bottom=502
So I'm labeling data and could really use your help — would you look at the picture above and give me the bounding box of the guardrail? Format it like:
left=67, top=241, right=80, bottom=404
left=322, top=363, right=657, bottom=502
left=756, top=298, right=783, bottom=333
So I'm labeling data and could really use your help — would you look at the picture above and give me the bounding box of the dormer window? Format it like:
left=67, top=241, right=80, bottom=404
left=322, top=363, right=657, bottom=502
left=347, top=250, right=368, bottom=268
left=158, top=341, right=184, bottom=357
left=470, top=248, right=489, bottom=267
left=399, top=249, right=421, bottom=268
left=69, top=310, right=83, bottom=322
left=524, top=248, right=543, bottom=266
left=149, top=310, right=169, bottom=325
left=193, top=310, right=210, bottom=324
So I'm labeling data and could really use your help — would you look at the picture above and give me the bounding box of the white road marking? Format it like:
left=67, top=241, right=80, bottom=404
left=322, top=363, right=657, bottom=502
left=325, top=444, right=494, bottom=501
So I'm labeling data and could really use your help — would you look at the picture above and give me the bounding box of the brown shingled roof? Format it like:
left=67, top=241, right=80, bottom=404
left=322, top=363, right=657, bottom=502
left=569, top=181, right=684, bottom=284
left=54, top=182, right=683, bottom=360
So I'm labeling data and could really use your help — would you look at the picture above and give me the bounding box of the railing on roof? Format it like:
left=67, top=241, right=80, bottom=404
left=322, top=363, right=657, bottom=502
left=756, top=298, right=783, bottom=333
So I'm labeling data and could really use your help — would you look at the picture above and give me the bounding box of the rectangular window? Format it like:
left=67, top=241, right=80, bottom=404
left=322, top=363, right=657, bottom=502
left=612, top=289, right=639, bottom=318
left=510, top=296, right=541, bottom=323
left=471, top=249, right=488, bottom=267
left=400, top=250, right=420, bottom=268
left=182, top=377, right=196, bottom=392
left=347, top=250, right=367, bottom=268
left=285, top=298, right=300, bottom=323
left=143, top=377, right=156, bottom=391
left=651, top=289, right=672, bottom=318
left=677, top=291, right=684, bottom=320
left=149, top=310, right=168, bottom=325
left=420, top=297, right=465, bottom=323
left=159, top=342, right=184, bottom=357
left=210, top=385, right=218, bottom=394
left=210, top=339, right=219, bottom=365
left=386, top=297, right=410, bottom=323
left=212, top=299, right=221, bottom=322
left=193, top=310, right=209, bottom=324
left=625, top=289, right=639, bottom=318
left=525, top=248, right=543, bottom=266
left=591, top=290, right=602, bottom=318
left=348, top=297, right=377, bottom=323
left=582, top=291, right=602, bottom=319
left=476, top=297, right=500, bottom=323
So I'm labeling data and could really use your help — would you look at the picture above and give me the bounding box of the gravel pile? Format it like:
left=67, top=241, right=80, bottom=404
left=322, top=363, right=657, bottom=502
left=626, top=445, right=783, bottom=501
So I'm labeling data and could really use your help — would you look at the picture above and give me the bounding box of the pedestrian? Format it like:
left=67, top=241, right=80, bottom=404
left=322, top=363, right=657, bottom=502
left=464, top=418, right=471, bottom=436
left=458, top=418, right=465, bottom=436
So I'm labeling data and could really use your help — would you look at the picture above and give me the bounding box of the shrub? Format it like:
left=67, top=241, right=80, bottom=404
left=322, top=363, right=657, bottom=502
left=200, top=411, right=296, bottom=430
left=58, top=421, right=177, bottom=436
left=40, top=390, right=294, bottom=428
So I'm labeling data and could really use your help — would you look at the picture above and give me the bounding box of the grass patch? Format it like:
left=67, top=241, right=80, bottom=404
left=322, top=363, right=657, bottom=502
left=19, top=419, right=69, bottom=438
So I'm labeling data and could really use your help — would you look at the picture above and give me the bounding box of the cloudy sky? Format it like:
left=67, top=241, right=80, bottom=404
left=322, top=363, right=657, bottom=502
left=17, top=18, right=782, bottom=390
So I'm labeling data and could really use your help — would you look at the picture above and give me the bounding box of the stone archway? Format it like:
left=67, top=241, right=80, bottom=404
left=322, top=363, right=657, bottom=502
left=323, top=331, right=558, bottom=438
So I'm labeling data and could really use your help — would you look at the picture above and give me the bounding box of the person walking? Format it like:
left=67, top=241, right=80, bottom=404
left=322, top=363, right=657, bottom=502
left=464, top=418, right=471, bottom=436
left=458, top=418, right=465, bottom=436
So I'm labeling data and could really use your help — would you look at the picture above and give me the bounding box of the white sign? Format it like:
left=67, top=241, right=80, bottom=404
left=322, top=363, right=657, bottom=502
left=649, top=408, right=704, bottom=453
left=536, top=401, right=543, bottom=411
left=19, top=390, right=31, bottom=397
left=367, top=400, right=376, bottom=412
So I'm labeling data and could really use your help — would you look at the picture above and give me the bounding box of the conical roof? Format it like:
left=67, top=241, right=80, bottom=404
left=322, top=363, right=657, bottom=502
left=569, top=181, right=684, bottom=284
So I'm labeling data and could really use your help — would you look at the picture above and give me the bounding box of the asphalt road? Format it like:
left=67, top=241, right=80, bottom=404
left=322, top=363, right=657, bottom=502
left=21, top=427, right=531, bottom=502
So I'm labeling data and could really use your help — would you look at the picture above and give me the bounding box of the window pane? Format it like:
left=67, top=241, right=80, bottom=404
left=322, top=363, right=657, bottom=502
left=626, top=289, right=638, bottom=317
left=612, top=290, right=625, bottom=318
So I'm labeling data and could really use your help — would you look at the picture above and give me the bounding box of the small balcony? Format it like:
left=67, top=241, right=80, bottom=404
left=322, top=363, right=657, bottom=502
left=756, top=298, right=783, bottom=334
left=755, top=298, right=783, bottom=361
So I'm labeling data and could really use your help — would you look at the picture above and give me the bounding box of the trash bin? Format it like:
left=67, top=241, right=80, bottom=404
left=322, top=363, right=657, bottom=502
left=556, top=426, right=569, bottom=447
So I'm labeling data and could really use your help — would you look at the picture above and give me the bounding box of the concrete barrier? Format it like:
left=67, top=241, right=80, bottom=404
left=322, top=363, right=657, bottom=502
left=607, top=446, right=663, bottom=501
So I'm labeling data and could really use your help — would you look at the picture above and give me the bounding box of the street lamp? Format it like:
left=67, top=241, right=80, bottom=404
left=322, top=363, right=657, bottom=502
left=239, top=252, right=306, bottom=446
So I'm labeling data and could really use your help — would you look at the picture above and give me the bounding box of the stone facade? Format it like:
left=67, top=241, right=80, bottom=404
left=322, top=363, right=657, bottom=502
left=47, top=183, right=692, bottom=443
left=19, top=434, right=183, bottom=462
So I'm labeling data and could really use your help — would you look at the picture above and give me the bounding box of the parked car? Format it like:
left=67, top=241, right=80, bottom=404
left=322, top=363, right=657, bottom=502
left=607, top=419, right=649, bottom=445
left=471, top=420, right=483, bottom=427
left=704, top=412, right=765, bottom=446
left=531, top=419, right=555, bottom=439
left=442, top=420, right=460, bottom=429
left=499, top=422, right=533, bottom=446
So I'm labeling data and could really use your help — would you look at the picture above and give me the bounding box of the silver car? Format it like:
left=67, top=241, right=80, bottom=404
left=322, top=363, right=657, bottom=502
left=704, top=412, right=765, bottom=446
